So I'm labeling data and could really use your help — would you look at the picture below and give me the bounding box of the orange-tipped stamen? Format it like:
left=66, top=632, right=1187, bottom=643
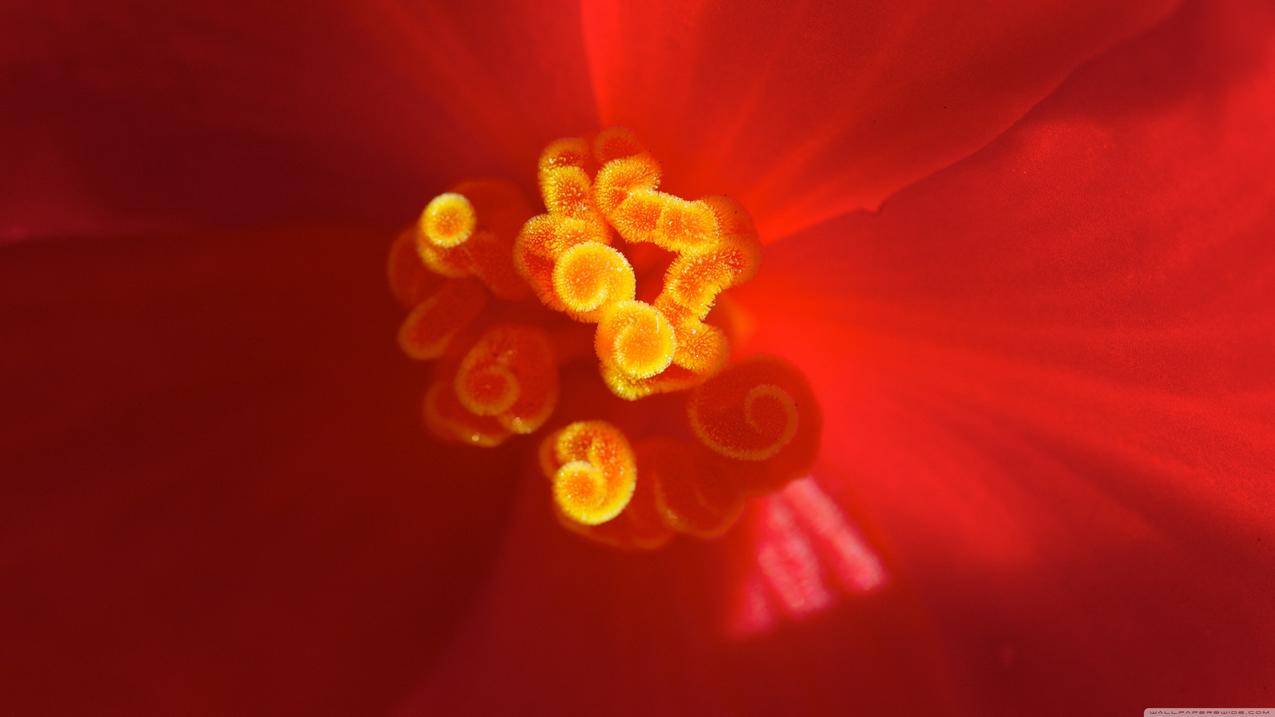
left=389, top=129, right=824, bottom=551
left=397, top=279, right=487, bottom=361
left=551, top=242, right=636, bottom=321
left=595, top=300, right=677, bottom=380
left=415, top=181, right=533, bottom=300
left=640, top=438, right=745, bottom=539
left=687, top=356, right=822, bottom=492
left=542, top=421, right=637, bottom=525
left=518, top=130, right=763, bottom=400
left=454, top=325, right=559, bottom=434
left=420, top=192, right=476, bottom=248
left=423, top=381, right=511, bottom=447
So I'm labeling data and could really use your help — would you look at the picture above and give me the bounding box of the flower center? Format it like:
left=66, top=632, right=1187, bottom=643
left=388, top=128, right=821, bottom=549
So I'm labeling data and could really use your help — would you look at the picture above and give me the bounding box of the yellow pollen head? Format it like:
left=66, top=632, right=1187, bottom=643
left=421, top=192, right=477, bottom=248
left=551, top=241, right=636, bottom=320
left=543, top=421, right=637, bottom=526
left=593, top=155, right=661, bottom=218
left=595, top=300, right=677, bottom=381
left=654, top=197, right=720, bottom=251
left=555, top=461, right=608, bottom=512
left=541, top=167, right=596, bottom=218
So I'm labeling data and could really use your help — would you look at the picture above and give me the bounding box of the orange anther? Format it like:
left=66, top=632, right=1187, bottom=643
left=515, top=216, right=612, bottom=312
left=397, top=279, right=487, bottom=360
left=540, top=166, right=597, bottom=219
left=541, top=421, right=637, bottom=525
left=595, top=300, right=677, bottom=381
left=454, top=325, right=559, bottom=434
left=413, top=180, right=533, bottom=300
left=539, top=137, right=593, bottom=177
left=552, top=459, right=673, bottom=551
left=660, top=239, right=761, bottom=319
left=423, top=380, right=511, bottom=447
left=687, top=356, right=822, bottom=493
left=639, top=438, right=745, bottom=538
left=551, top=242, right=637, bottom=321
left=420, top=192, right=476, bottom=248
left=592, top=154, right=661, bottom=218
left=389, top=129, right=823, bottom=551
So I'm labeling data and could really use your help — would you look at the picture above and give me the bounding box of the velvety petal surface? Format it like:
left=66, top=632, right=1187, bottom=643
left=395, top=478, right=955, bottom=716
left=581, top=0, right=1179, bottom=240
left=1, top=0, right=597, bottom=241
left=0, top=229, right=520, bottom=714
left=395, top=1, right=1275, bottom=714
left=736, top=0, right=1275, bottom=711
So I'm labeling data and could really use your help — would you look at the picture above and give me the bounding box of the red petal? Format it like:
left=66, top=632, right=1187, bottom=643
left=1, top=1, right=596, bottom=240
left=395, top=479, right=955, bottom=715
left=738, top=0, right=1275, bottom=709
left=0, top=229, right=518, bottom=713
left=581, top=0, right=1178, bottom=241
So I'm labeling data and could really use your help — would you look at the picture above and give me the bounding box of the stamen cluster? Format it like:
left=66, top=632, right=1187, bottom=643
left=388, top=128, right=821, bottom=548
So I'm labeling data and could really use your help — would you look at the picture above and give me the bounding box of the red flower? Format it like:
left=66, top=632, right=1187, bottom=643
left=3, top=1, right=1273, bottom=715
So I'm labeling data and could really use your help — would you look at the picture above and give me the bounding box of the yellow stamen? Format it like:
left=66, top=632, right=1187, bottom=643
left=420, top=192, right=476, bottom=248
left=417, top=181, right=532, bottom=300
left=639, top=438, right=745, bottom=539
left=396, top=279, right=487, bottom=361
left=543, top=421, right=637, bottom=525
left=388, top=129, right=823, bottom=551
left=423, top=381, right=511, bottom=448
left=454, top=325, right=558, bottom=434
left=594, top=300, right=677, bottom=380
left=551, top=242, right=636, bottom=321
left=519, top=129, right=763, bottom=400
left=687, top=356, right=822, bottom=493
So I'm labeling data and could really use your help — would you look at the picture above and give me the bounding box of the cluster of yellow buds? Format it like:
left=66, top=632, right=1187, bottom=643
left=515, top=127, right=761, bottom=399
left=389, top=129, right=820, bottom=548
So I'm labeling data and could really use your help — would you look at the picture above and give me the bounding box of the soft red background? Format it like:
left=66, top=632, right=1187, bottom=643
left=3, top=1, right=1273, bottom=715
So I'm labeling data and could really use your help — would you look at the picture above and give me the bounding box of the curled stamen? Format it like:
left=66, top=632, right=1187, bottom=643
left=639, top=438, right=745, bottom=538
left=416, top=180, right=532, bottom=300
left=687, top=356, right=822, bottom=492
left=552, top=463, right=673, bottom=551
left=454, top=325, right=558, bottom=434
left=542, top=421, right=637, bottom=525
left=551, top=242, right=637, bottom=321
left=540, top=166, right=597, bottom=219
left=423, top=380, right=511, bottom=447
left=515, top=216, right=616, bottom=313
left=595, top=300, right=677, bottom=381
left=397, top=279, right=487, bottom=360
left=520, top=129, right=764, bottom=400
left=593, top=153, right=661, bottom=219
left=389, top=127, right=826, bottom=552
left=539, top=137, right=593, bottom=179
left=659, top=238, right=761, bottom=319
